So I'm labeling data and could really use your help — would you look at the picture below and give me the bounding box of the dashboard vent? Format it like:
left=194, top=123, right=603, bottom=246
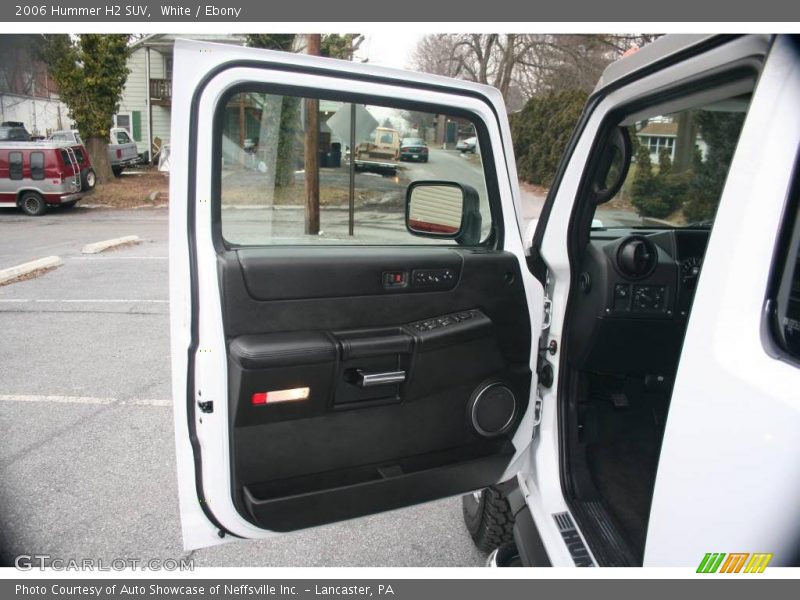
left=616, top=236, right=658, bottom=279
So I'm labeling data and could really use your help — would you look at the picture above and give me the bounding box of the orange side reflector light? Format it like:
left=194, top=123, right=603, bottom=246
left=251, top=387, right=310, bottom=405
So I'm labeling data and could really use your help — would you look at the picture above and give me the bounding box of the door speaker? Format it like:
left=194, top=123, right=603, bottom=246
left=469, top=382, right=516, bottom=437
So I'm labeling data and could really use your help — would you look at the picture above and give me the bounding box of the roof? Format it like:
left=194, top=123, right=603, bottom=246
left=0, top=141, right=78, bottom=150
left=637, top=122, right=678, bottom=137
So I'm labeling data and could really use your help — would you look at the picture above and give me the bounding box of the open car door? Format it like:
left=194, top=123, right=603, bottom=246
left=169, top=39, right=544, bottom=550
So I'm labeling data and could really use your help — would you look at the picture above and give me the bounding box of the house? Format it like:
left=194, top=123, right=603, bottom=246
left=0, top=35, right=69, bottom=137
left=116, top=34, right=247, bottom=162
left=636, top=118, right=708, bottom=163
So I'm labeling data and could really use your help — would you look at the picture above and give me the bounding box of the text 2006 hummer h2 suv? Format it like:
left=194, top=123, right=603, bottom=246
left=169, top=35, right=800, bottom=567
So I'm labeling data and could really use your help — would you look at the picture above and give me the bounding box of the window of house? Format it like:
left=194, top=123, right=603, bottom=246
left=218, top=90, right=493, bottom=246
left=9, top=152, right=23, bottom=180
left=114, top=113, right=131, bottom=134
left=30, top=151, right=44, bottom=180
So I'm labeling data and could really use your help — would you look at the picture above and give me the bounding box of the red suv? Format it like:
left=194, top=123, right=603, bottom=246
left=0, top=142, right=96, bottom=216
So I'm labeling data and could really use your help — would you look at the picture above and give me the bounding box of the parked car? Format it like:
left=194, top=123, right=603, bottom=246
left=108, top=127, right=140, bottom=176
left=456, top=136, right=477, bottom=153
left=45, top=130, right=97, bottom=192
left=399, top=137, right=429, bottom=162
left=169, top=35, right=800, bottom=568
left=0, top=142, right=94, bottom=215
left=49, top=128, right=140, bottom=177
left=0, top=122, right=31, bottom=142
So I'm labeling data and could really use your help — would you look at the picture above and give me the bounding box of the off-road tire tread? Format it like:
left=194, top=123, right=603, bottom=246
left=462, top=487, right=515, bottom=552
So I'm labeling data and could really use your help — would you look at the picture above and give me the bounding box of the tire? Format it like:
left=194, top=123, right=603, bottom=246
left=462, top=486, right=515, bottom=552
left=81, top=168, right=97, bottom=191
left=20, top=191, right=47, bottom=216
left=112, top=166, right=123, bottom=177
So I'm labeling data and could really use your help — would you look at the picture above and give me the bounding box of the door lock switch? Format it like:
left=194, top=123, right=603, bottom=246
left=382, top=271, right=408, bottom=288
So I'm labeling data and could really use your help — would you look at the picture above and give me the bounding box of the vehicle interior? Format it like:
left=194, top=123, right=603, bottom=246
left=204, top=88, right=534, bottom=532
left=556, top=86, right=754, bottom=565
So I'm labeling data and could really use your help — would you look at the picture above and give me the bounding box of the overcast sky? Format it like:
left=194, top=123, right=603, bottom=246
left=357, top=32, right=423, bottom=71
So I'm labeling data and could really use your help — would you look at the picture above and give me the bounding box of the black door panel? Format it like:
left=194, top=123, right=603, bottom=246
left=235, top=247, right=463, bottom=300
left=220, top=247, right=532, bottom=530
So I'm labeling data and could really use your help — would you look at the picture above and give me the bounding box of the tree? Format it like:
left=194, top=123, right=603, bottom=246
left=320, top=34, right=364, bottom=60
left=246, top=34, right=299, bottom=192
left=511, top=89, right=588, bottom=187
left=412, top=34, right=660, bottom=108
left=245, top=34, right=294, bottom=52
left=40, top=34, right=131, bottom=182
left=683, top=111, right=746, bottom=223
left=630, top=144, right=691, bottom=219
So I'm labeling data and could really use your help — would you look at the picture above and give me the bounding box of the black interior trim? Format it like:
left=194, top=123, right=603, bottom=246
left=242, top=440, right=514, bottom=532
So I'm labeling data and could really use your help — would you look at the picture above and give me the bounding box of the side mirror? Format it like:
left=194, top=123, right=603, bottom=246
left=405, top=181, right=482, bottom=245
left=592, top=126, right=632, bottom=204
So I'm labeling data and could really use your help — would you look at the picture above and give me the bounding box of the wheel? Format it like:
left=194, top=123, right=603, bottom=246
left=112, top=166, right=123, bottom=177
left=81, top=168, right=97, bottom=191
left=19, top=191, right=47, bottom=216
left=462, top=486, right=515, bottom=552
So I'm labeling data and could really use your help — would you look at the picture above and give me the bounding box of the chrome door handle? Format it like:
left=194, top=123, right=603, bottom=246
left=356, top=370, right=406, bottom=387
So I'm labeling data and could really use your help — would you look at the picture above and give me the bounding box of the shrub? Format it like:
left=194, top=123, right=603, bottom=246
left=511, top=90, right=589, bottom=188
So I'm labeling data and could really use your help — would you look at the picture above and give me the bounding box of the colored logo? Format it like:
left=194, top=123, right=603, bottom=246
left=697, top=552, right=773, bottom=573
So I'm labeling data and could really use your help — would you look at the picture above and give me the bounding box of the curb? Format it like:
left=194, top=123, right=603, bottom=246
left=0, top=256, right=63, bottom=285
left=81, top=235, right=141, bottom=254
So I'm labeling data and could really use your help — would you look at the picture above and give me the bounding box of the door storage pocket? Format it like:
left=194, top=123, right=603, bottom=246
left=240, top=440, right=514, bottom=531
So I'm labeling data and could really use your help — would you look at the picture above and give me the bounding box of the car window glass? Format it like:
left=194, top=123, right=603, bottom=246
left=30, top=152, right=44, bottom=180
left=116, top=130, right=132, bottom=144
left=218, top=91, right=491, bottom=246
left=8, top=151, right=23, bottom=180
left=594, top=94, right=752, bottom=229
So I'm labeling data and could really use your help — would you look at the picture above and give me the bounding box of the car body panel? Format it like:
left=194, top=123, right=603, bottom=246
left=108, top=127, right=140, bottom=167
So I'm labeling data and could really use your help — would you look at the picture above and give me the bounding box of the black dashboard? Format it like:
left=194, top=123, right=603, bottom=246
left=567, top=228, right=710, bottom=376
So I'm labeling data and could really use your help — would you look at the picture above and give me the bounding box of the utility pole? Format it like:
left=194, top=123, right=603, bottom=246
left=304, top=34, right=322, bottom=235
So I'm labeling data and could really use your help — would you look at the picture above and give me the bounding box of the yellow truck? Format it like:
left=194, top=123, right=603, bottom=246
left=355, top=127, right=400, bottom=161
